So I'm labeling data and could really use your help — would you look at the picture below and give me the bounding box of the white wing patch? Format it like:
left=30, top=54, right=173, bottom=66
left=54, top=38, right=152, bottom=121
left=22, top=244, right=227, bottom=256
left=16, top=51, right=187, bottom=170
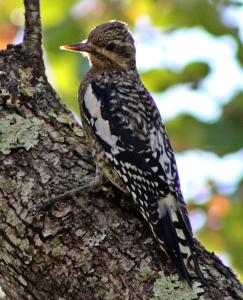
left=84, top=84, right=119, bottom=147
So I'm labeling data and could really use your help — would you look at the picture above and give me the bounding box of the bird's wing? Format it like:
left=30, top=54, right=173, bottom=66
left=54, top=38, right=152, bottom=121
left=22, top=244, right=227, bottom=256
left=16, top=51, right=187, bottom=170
left=81, top=74, right=204, bottom=284
left=83, top=75, right=191, bottom=228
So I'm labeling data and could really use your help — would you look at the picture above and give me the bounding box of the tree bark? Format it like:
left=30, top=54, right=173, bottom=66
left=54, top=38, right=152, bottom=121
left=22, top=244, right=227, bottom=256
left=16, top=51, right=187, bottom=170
left=0, top=1, right=242, bottom=299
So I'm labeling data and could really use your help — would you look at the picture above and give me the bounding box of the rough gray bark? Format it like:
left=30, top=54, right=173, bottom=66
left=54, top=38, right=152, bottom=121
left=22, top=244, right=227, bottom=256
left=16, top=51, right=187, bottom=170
left=0, top=1, right=242, bottom=299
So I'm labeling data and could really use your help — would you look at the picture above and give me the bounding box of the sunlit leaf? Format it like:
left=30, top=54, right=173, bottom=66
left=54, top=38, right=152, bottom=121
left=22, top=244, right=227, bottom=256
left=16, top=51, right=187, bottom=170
left=167, top=92, right=243, bottom=155
left=141, top=62, right=210, bottom=92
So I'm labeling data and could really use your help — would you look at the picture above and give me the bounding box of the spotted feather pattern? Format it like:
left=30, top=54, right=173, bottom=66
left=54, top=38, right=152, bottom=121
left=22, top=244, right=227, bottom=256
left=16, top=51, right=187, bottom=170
left=81, top=70, right=205, bottom=286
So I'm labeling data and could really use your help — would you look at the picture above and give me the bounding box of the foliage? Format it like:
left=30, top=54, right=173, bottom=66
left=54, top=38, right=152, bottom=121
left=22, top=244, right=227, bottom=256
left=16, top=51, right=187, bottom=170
left=1, top=0, right=242, bottom=281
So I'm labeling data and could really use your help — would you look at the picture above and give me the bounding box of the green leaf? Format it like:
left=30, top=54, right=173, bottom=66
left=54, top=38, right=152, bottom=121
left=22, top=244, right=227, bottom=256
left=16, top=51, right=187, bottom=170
left=141, top=62, right=210, bottom=92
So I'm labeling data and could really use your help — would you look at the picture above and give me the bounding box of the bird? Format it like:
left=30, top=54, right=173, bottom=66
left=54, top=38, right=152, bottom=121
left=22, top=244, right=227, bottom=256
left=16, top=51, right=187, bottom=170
left=61, top=20, right=205, bottom=288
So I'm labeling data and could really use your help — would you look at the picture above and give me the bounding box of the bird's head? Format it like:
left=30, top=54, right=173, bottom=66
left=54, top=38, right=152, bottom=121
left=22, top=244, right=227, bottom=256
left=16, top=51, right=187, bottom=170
left=61, top=21, right=136, bottom=71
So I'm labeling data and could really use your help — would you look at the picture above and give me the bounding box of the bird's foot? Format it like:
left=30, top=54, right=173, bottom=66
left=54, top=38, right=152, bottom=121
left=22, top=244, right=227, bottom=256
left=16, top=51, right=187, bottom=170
left=37, top=174, right=103, bottom=212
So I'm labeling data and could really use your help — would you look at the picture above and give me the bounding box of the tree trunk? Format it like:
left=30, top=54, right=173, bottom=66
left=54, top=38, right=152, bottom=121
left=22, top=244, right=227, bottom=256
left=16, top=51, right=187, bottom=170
left=0, top=1, right=242, bottom=299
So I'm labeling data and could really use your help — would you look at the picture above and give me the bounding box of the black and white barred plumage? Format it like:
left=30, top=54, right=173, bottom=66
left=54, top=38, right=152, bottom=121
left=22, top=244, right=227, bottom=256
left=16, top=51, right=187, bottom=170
left=81, top=70, right=204, bottom=286
left=62, top=20, right=205, bottom=288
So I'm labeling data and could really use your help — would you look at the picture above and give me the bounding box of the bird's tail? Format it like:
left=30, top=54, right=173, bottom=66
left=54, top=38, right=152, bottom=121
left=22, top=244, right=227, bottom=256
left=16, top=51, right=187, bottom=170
left=150, top=194, right=205, bottom=287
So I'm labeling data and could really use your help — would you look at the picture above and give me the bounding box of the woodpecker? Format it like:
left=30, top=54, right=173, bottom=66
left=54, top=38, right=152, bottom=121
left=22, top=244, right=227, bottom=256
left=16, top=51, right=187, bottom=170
left=61, top=21, right=205, bottom=287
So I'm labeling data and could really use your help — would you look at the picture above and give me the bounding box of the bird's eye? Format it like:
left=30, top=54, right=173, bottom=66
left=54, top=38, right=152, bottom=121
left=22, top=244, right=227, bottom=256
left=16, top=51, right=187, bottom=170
left=105, top=43, right=116, bottom=51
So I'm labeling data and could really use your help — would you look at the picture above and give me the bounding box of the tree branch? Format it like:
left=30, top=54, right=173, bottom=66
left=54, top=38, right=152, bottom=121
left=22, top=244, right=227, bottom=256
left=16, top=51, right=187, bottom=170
left=0, top=1, right=242, bottom=299
left=23, top=0, right=44, bottom=72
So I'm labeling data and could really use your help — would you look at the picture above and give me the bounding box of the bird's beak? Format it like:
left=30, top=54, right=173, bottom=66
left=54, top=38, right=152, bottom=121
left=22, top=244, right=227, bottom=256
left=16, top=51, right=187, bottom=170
left=60, top=41, right=91, bottom=53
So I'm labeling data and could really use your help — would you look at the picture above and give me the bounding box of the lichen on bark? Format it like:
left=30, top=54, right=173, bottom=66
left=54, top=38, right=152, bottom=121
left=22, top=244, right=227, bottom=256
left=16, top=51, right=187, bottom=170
left=151, top=272, right=203, bottom=300
left=0, top=114, right=44, bottom=154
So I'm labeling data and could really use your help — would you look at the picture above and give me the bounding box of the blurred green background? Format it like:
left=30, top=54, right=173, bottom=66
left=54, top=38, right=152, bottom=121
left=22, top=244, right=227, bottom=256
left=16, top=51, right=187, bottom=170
left=1, top=0, right=243, bottom=281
